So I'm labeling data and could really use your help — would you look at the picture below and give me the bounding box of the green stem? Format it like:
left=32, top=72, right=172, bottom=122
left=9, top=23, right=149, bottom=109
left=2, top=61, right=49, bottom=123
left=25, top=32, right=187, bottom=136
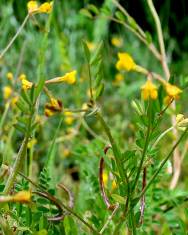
left=3, top=137, right=29, bottom=194
left=0, top=102, right=10, bottom=134
left=132, top=101, right=152, bottom=192
left=0, top=14, right=29, bottom=59
left=138, top=126, right=188, bottom=200
left=130, top=210, right=137, bottom=235
left=152, top=126, right=174, bottom=148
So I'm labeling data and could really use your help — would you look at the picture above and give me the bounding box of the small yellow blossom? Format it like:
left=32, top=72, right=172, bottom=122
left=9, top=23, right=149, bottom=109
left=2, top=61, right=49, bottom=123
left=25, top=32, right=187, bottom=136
left=86, top=41, right=96, bottom=51
left=19, top=73, right=27, bottom=81
left=45, top=98, right=62, bottom=117
left=141, top=80, right=158, bottom=100
left=112, top=180, right=117, bottom=190
left=45, top=70, right=77, bottom=85
left=27, top=1, right=53, bottom=15
left=6, top=72, right=13, bottom=81
left=12, top=191, right=31, bottom=203
left=22, top=79, right=33, bottom=90
left=11, top=96, right=19, bottom=107
left=113, top=73, right=124, bottom=86
left=27, top=138, right=37, bottom=148
left=38, top=2, right=53, bottom=13
left=63, top=148, right=71, bottom=157
left=3, top=86, right=13, bottom=99
left=27, top=1, right=39, bottom=14
left=64, top=111, right=74, bottom=125
left=165, top=83, right=182, bottom=100
left=116, top=53, right=136, bottom=71
left=103, top=172, right=108, bottom=186
left=111, top=37, right=123, bottom=47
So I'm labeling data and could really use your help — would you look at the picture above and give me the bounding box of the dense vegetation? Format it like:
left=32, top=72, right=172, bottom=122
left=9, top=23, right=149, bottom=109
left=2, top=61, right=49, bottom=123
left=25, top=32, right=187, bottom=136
left=0, top=1, right=188, bottom=234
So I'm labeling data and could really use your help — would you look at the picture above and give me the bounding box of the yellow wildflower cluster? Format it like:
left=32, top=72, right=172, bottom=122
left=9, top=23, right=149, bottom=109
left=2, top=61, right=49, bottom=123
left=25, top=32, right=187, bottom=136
left=45, top=97, right=63, bottom=117
left=116, top=53, right=136, bottom=72
left=141, top=80, right=158, bottom=100
left=27, top=1, right=53, bottom=15
left=45, top=70, right=77, bottom=85
left=19, top=73, right=33, bottom=90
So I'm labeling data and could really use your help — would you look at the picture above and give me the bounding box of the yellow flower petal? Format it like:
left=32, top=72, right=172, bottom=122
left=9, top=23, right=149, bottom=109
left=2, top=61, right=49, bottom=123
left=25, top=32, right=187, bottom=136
left=165, top=83, right=182, bottom=100
left=141, top=80, right=158, bottom=100
left=12, top=191, right=31, bottom=203
left=116, top=53, right=136, bottom=71
left=3, top=86, right=13, bottom=100
left=111, top=37, right=123, bottom=47
left=6, top=72, right=13, bottom=81
left=38, top=2, right=53, bottom=13
left=27, top=1, right=39, bottom=14
left=21, top=79, right=33, bottom=90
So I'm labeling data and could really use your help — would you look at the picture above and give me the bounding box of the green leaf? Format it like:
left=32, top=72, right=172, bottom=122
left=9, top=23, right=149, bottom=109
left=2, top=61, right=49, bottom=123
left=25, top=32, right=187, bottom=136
left=80, top=8, right=93, bottom=19
left=115, top=11, right=125, bottom=21
left=145, top=31, right=152, bottom=44
left=128, top=16, right=137, bottom=30
left=82, top=41, right=91, bottom=63
left=87, top=4, right=99, bottom=15
left=111, top=194, right=125, bottom=204
left=95, top=83, right=104, bottom=100
left=90, top=41, right=103, bottom=66
left=14, top=123, right=26, bottom=133
left=101, top=6, right=111, bottom=16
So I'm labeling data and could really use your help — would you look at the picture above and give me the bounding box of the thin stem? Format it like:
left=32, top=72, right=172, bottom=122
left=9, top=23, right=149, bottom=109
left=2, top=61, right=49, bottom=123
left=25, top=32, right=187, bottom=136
left=99, top=204, right=119, bottom=234
left=130, top=210, right=137, bottom=235
left=101, top=15, right=161, bottom=60
left=3, top=137, right=29, bottom=194
left=0, top=102, right=10, bottom=134
left=0, top=14, right=29, bottom=59
left=147, top=0, right=170, bottom=80
left=138, top=126, right=188, bottom=200
left=152, top=126, right=174, bottom=148
left=112, top=0, right=146, bottom=38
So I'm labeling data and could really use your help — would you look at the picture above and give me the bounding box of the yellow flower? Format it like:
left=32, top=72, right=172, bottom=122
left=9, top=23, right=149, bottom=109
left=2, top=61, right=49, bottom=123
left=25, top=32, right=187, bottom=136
left=27, top=1, right=39, bottom=14
left=64, top=111, right=74, bottom=125
left=12, top=191, right=31, bottom=203
left=116, top=53, right=136, bottom=71
left=6, top=72, right=13, bottom=81
left=86, top=41, right=96, bottom=51
left=27, top=138, right=37, bottom=148
left=45, top=98, right=63, bottom=117
left=3, top=86, right=13, bottom=99
left=19, top=73, right=27, bottom=81
left=165, top=83, right=182, bottom=100
left=112, top=180, right=117, bottom=190
left=141, top=80, right=158, bottom=100
left=11, top=96, right=19, bottom=107
left=103, top=172, right=108, bottom=186
left=63, top=148, right=71, bottom=157
left=38, top=2, right=53, bottom=13
left=111, top=37, right=123, bottom=47
left=22, top=79, right=33, bottom=90
left=45, top=70, right=77, bottom=85
left=27, top=1, right=53, bottom=15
